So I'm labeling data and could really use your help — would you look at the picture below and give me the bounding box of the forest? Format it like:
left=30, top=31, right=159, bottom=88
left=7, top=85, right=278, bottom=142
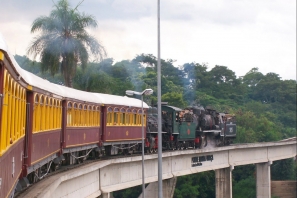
left=15, top=53, right=296, bottom=198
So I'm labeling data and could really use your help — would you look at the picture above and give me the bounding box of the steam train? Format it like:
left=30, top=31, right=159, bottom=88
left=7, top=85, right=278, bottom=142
left=146, top=104, right=236, bottom=152
left=0, top=34, right=236, bottom=198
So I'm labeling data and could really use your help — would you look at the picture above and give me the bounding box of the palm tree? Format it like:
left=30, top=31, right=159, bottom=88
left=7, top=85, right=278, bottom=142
left=27, top=0, right=106, bottom=87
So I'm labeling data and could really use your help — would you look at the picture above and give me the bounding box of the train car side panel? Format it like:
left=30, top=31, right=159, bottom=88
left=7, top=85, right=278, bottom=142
left=64, top=127, right=100, bottom=148
left=0, top=138, right=24, bottom=198
left=63, top=99, right=101, bottom=149
left=30, top=130, right=61, bottom=165
left=104, top=126, right=144, bottom=142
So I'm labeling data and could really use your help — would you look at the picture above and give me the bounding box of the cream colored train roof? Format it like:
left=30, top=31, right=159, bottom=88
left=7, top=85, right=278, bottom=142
left=0, top=33, right=148, bottom=108
left=93, top=93, right=149, bottom=108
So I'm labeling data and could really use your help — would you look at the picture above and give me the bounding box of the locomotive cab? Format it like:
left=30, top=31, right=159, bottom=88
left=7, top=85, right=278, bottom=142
left=218, top=113, right=236, bottom=138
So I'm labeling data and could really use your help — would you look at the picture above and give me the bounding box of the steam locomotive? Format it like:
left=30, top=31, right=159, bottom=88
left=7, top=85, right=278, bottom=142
left=146, top=103, right=236, bottom=152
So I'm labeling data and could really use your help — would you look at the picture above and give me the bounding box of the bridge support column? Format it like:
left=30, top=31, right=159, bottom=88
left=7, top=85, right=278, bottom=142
left=102, top=192, right=113, bottom=198
left=256, top=161, right=272, bottom=198
left=138, top=177, right=177, bottom=198
left=215, top=166, right=233, bottom=198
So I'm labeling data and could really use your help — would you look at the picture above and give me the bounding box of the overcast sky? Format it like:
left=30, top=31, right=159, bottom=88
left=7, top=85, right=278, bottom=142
left=0, top=0, right=295, bottom=80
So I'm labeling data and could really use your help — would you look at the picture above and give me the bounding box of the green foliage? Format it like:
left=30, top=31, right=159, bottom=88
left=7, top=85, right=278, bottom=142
left=233, top=165, right=255, bottom=183
left=233, top=176, right=256, bottom=198
left=271, top=158, right=296, bottom=180
left=162, top=92, right=186, bottom=108
left=174, top=172, right=215, bottom=198
left=174, top=175, right=200, bottom=198
left=113, top=185, right=141, bottom=198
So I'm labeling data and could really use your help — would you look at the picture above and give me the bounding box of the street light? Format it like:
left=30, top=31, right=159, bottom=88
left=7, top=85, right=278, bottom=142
left=125, top=88, right=153, bottom=198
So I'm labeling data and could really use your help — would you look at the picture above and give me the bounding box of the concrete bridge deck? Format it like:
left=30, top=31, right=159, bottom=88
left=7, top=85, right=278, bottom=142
left=17, top=139, right=297, bottom=198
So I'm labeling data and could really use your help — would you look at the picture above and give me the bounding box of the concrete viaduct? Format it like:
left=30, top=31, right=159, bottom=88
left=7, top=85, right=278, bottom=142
left=18, top=138, right=296, bottom=198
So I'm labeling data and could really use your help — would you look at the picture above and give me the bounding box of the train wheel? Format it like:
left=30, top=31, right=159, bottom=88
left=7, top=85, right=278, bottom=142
left=147, top=147, right=153, bottom=153
left=176, top=142, right=181, bottom=150
left=171, top=142, right=176, bottom=150
left=180, top=142, right=184, bottom=150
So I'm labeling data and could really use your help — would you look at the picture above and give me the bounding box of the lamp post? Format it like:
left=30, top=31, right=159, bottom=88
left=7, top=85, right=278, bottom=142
left=125, top=88, right=153, bottom=198
left=157, top=0, right=163, bottom=197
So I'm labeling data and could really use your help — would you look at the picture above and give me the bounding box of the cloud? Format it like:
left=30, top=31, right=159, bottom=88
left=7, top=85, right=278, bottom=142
left=0, top=0, right=295, bottom=80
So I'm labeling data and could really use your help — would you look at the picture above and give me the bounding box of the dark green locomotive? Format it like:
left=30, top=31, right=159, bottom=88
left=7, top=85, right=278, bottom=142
left=146, top=103, right=236, bottom=151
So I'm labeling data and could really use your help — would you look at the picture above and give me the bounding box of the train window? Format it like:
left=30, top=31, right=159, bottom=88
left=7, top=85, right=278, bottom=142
left=33, top=94, right=40, bottom=132
left=89, top=106, right=93, bottom=126
left=56, top=100, right=59, bottom=128
left=85, top=105, right=89, bottom=126
left=121, top=112, right=126, bottom=125
left=40, top=95, right=45, bottom=131
left=96, top=106, right=100, bottom=126
left=126, top=109, right=131, bottom=125
left=35, top=94, right=39, bottom=103
left=113, top=112, right=118, bottom=125
left=40, top=95, right=44, bottom=104
left=52, top=99, right=56, bottom=128
left=131, top=109, right=136, bottom=125
left=78, top=103, right=83, bottom=126
left=113, top=107, right=119, bottom=126
left=20, top=88, right=26, bottom=136
left=10, top=82, right=15, bottom=141
left=134, top=114, right=137, bottom=125
left=120, top=108, right=126, bottom=125
left=44, top=97, right=48, bottom=130
left=14, top=84, right=18, bottom=139
left=1, top=72, right=8, bottom=151
left=1, top=71, right=8, bottom=151
left=126, top=113, right=130, bottom=125
left=72, top=103, right=77, bottom=126
left=67, top=102, right=72, bottom=126
left=107, top=107, right=112, bottom=126
left=82, top=105, right=87, bottom=126
left=47, top=98, right=52, bottom=129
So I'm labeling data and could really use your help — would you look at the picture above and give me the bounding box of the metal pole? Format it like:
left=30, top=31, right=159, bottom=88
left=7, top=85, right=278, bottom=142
left=141, top=95, right=145, bottom=198
left=157, top=0, right=163, bottom=197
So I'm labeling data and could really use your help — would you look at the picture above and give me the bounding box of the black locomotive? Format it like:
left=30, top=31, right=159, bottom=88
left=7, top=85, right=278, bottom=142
left=146, top=103, right=236, bottom=152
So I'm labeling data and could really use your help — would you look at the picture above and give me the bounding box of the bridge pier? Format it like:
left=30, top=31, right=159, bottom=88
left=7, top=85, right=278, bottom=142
left=102, top=192, right=113, bottom=198
left=256, top=161, right=272, bottom=198
left=138, top=177, right=177, bottom=198
left=215, top=166, right=233, bottom=198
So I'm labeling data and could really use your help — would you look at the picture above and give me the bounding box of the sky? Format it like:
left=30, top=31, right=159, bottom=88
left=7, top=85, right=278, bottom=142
left=0, top=0, right=296, bottom=80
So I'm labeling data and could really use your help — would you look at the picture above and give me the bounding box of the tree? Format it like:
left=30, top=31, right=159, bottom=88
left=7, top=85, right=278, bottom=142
left=27, top=0, right=105, bottom=87
left=271, top=158, right=296, bottom=180
left=242, top=67, right=264, bottom=87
